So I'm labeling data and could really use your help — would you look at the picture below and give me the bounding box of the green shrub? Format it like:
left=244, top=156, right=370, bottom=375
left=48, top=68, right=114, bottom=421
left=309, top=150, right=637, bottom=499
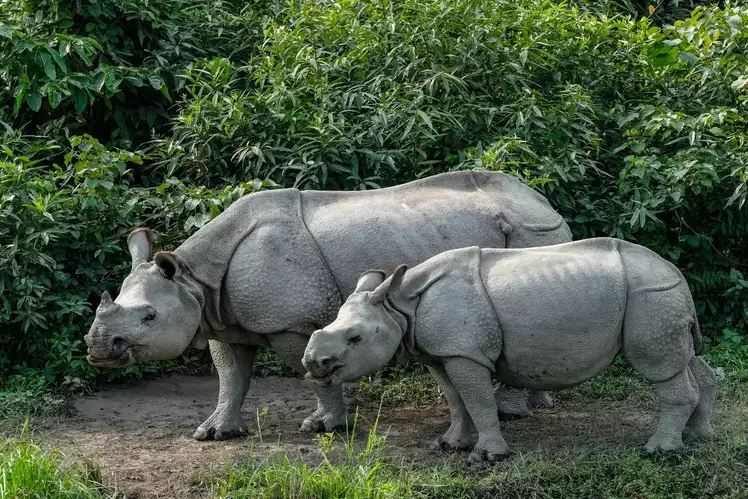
left=1, top=0, right=747, bottom=386
left=0, top=130, right=275, bottom=383
left=0, top=0, right=261, bottom=146
left=460, top=3, right=748, bottom=332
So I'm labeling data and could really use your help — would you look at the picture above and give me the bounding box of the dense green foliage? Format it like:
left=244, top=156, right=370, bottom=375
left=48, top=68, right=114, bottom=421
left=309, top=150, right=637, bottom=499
left=1, top=0, right=747, bottom=387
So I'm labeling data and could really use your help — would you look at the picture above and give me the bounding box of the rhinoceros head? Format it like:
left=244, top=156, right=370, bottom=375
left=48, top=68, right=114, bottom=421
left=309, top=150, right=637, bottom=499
left=84, top=228, right=203, bottom=368
left=302, top=266, right=408, bottom=386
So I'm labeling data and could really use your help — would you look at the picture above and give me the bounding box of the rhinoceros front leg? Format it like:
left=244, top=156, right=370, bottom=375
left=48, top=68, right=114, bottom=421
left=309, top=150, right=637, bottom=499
left=267, top=332, right=351, bottom=433
left=194, top=340, right=257, bottom=441
left=427, top=365, right=476, bottom=452
left=443, top=357, right=510, bottom=462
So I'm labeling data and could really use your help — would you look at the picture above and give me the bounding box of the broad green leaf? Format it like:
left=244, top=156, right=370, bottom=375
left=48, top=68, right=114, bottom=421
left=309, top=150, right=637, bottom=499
left=48, top=90, right=62, bottom=109
left=71, top=87, right=87, bottom=114
left=92, top=72, right=106, bottom=92
left=104, top=70, right=121, bottom=92
left=40, top=52, right=56, bottom=81
left=148, top=74, right=163, bottom=90
left=27, top=88, right=42, bottom=112
left=0, top=22, right=12, bottom=39
left=160, top=84, right=172, bottom=103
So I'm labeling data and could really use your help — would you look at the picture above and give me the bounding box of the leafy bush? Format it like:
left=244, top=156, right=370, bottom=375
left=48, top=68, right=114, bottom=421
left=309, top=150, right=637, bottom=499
left=0, top=0, right=262, bottom=145
left=459, top=3, right=748, bottom=332
left=0, top=130, right=275, bottom=384
left=1, top=0, right=747, bottom=386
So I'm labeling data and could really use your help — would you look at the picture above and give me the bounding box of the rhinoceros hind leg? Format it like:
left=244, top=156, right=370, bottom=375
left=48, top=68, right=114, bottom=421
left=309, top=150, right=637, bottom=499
left=684, top=356, right=717, bottom=441
left=443, top=357, right=510, bottom=462
left=427, top=365, right=476, bottom=452
left=528, top=390, right=554, bottom=409
left=194, top=341, right=256, bottom=441
left=495, top=386, right=532, bottom=420
left=644, top=366, right=699, bottom=453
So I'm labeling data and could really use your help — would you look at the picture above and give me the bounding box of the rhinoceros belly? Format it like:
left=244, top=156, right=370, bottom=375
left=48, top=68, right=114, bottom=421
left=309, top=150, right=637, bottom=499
left=482, top=239, right=627, bottom=390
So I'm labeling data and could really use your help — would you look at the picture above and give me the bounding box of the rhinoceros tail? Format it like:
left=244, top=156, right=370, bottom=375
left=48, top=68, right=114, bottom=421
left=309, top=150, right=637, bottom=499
left=691, top=314, right=703, bottom=356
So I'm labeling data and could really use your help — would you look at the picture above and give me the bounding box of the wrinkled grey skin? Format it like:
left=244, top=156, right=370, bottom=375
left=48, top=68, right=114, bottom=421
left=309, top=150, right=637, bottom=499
left=304, top=238, right=717, bottom=462
left=85, top=171, right=571, bottom=440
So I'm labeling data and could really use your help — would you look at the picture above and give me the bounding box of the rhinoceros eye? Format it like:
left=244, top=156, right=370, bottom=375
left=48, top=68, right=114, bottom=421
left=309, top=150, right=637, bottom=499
left=347, top=335, right=362, bottom=346
left=141, top=313, right=156, bottom=324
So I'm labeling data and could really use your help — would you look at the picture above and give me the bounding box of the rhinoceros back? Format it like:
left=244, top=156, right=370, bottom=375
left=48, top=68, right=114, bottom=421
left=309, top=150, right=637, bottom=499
left=482, top=238, right=627, bottom=389
left=302, top=171, right=569, bottom=295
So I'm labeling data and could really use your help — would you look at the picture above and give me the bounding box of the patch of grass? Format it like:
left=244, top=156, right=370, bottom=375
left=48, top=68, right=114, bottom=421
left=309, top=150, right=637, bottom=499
left=0, top=422, right=119, bottom=499
left=207, top=408, right=748, bottom=499
left=705, top=343, right=748, bottom=386
left=206, top=408, right=420, bottom=498
left=357, top=368, right=443, bottom=408
left=0, top=375, right=68, bottom=428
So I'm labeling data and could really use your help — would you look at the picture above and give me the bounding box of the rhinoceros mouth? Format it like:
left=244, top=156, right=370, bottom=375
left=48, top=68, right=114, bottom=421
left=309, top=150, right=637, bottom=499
left=304, top=365, right=345, bottom=387
left=87, top=349, right=134, bottom=368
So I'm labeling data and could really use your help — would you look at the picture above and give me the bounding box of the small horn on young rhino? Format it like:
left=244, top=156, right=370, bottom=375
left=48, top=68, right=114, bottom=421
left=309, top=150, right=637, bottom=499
left=98, top=290, right=118, bottom=312
left=128, top=228, right=153, bottom=268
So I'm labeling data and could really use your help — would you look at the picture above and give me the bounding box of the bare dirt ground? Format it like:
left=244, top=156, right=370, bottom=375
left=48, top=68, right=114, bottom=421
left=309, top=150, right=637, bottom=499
left=23, top=373, right=717, bottom=499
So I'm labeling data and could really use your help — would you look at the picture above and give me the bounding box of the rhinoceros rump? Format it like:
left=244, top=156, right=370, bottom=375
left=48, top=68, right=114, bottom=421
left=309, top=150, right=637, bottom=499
left=303, top=238, right=717, bottom=461
left=85, top=171, right=572, bottom=440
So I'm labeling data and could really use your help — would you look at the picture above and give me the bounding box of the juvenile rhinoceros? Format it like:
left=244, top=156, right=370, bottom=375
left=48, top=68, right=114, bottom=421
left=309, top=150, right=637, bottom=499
left=303, top=238, right=717, bottom=461
left=85, top=171, right=572, bottom=440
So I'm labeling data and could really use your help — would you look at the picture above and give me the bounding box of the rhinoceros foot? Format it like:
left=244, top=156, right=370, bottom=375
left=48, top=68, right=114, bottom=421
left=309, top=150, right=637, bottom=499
left=527, top=390, right=554, bottom=409
left=644, top=434, right=685, bottom=454
left=193, top=409, right=247, bottom=441
left=468, top=436, right=512, bottom=463
left=495, top=386, right=532, bottom=420
left=429, top=435, right=474, bottom=453
left=299, top=410, right=352, bottom=433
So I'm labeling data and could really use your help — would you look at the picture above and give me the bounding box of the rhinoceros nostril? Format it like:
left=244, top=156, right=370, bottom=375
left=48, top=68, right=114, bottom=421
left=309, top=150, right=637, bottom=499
left=111, top=337, right=126, bottom=356
left=321, top=357, right=333, bottom=367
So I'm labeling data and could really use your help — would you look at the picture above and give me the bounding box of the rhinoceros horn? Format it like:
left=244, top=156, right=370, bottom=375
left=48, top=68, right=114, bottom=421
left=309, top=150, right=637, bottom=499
left=99, top=290, right=118, bottom=311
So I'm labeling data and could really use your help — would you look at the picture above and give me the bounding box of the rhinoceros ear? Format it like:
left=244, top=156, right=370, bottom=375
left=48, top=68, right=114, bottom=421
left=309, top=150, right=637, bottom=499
left=154, top=251, right=182, bottom=280
left=369, top=265, right=408, bottom=304
left=127, top=228, right=152, bottom=269
left=354, top=270, right=386, bottom=293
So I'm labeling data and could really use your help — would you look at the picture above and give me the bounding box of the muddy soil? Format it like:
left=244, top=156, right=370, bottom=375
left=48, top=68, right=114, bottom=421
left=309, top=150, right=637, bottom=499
left=30, top=374, right=659, bottom=499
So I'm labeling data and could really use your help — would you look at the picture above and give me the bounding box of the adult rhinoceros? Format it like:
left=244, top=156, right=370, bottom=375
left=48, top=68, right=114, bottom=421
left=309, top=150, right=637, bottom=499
left=85, top=171, right=572, bottom=440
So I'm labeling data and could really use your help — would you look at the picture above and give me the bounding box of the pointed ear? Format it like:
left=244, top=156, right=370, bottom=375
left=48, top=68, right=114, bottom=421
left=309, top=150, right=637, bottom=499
left=354, top=270, right=386, bottom=293
left=389, top=265, right=408, bottom=294
left=369, top=265, right=408, bottom=304
left=128, top=228, right=152, bottom=269
left=154, top=251, right=182, bottom=279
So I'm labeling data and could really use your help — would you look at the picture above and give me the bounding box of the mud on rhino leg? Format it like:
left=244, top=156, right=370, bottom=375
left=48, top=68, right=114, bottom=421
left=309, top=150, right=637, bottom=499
left=194, top=340, right=257, bottom=441
left=443, top=357, right=510, bottom=462
left=684, top=356, right=717, bottom=441
left=267, top=332, right=350, bottom=433
left=427, top=365, right=476, bottom=452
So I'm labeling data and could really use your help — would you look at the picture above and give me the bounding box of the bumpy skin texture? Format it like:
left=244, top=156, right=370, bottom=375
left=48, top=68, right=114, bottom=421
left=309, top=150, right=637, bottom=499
left=180, top=171, right=572, bottom=439
left=304, top=238, right=717, bottom=461
left=86, top=171, right=572, bottom=440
